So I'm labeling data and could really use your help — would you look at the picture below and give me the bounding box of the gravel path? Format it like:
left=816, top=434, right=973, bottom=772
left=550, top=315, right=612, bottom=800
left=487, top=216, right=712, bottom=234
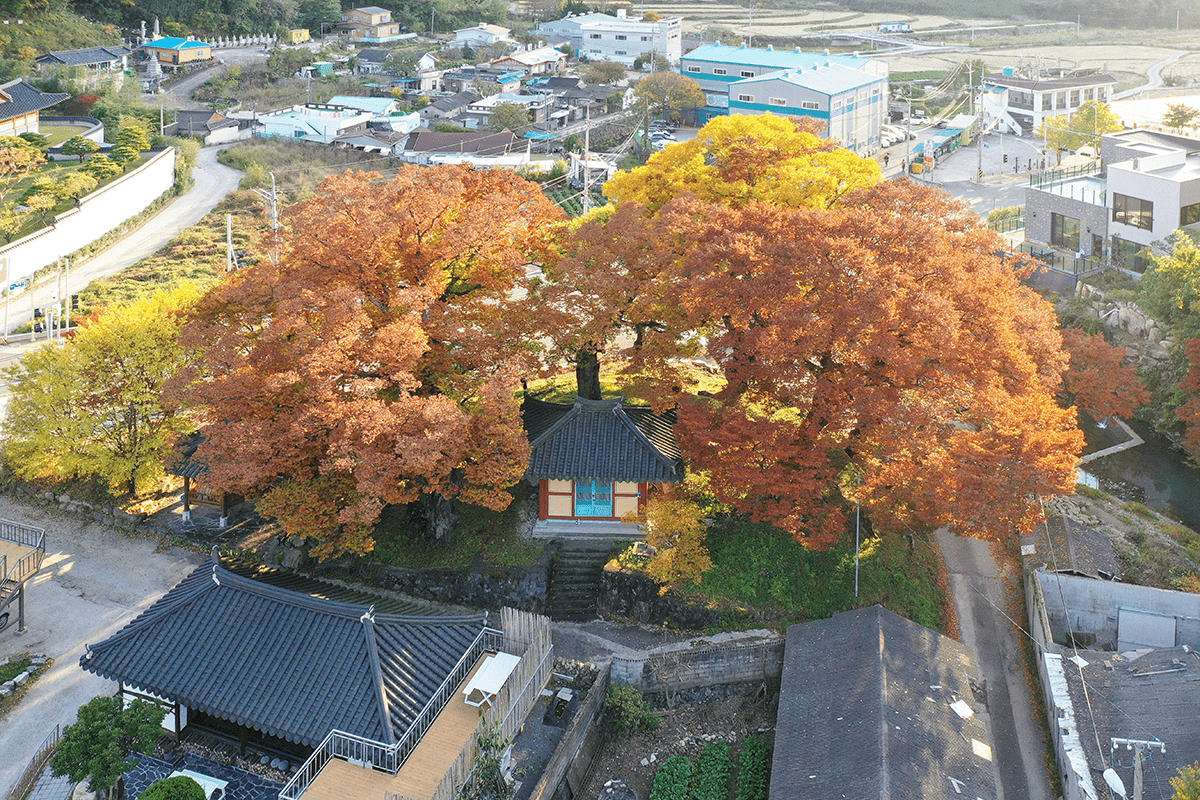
left=0, top=499, right=202, bottom=796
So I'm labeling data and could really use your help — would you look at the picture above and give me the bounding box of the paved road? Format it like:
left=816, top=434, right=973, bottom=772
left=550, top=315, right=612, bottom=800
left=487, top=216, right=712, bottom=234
left=0, top=146, right=243, bottom=403
left=936, top=529, right=1052, bottom=800
left=1115, top=51, right=1187, bottom=99
left=0, top=500, right=202, bottom=796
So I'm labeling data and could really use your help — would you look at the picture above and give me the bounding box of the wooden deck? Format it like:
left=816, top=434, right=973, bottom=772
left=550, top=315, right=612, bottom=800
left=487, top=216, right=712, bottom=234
left=303, top=658, right=488, bottom=800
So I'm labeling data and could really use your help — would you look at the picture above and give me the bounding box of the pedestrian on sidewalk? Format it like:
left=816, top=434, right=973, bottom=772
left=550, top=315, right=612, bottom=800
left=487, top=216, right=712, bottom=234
left=883, top=153, right=890, bottom=167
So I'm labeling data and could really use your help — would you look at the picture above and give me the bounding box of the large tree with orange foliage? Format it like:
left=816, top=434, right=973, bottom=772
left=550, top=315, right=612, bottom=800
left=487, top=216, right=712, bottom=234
left=552, top=181, right=1083, bottom=548
left=173, top=166, right=562, bottom=558
left=538, top=114, right=882, bottom=399
left=1060, top=328, right=1149, bottom=420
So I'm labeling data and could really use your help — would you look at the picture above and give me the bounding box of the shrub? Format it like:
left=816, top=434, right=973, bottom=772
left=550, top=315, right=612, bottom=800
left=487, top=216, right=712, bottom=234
left=604, top=682, right=660, bottom=738
left=691, top=741, right=732, bottom=800
left=650, top=755, right=692, bottom=800
left=735, top=737, right=769, bottom=800
left=139, top=776, right=206, bottom=800
left=1124, top=501, right=1155, bottom=520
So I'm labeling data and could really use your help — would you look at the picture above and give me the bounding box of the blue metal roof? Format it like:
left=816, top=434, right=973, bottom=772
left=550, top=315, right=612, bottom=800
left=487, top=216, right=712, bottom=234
left=146, top=37, right=211, bottom=50
left=327, top=95, right=396, bottom=115
left=733, top=63, right=883, bottom=95
left=682, top=43, right=876, bottom=71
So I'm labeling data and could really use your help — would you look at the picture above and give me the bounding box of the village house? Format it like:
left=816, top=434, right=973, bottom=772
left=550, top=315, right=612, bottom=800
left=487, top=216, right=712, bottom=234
left=453, top=23, right=514, bottom=49
left=537, top=9, right=682, bottom=67
left=34, top=46, right=131, bottom=89
left=335, top=6, right=406, bottom=43
left=143, top=37, right=213, bottom=65
left=489, top=45, right=568, bottom=77
left=255, top=103, right=374, bottom=145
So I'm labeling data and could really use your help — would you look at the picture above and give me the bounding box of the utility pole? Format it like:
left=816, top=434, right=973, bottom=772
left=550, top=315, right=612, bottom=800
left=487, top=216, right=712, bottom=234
left=582, top=102, right=592, bottom=214
left=253, top=174, right=281, bottom=265
left=0, top=257, right=7, bottom=341
left=63, top=258, right=69, bottom=334
left=1111, top=738, right=1166, bottom=800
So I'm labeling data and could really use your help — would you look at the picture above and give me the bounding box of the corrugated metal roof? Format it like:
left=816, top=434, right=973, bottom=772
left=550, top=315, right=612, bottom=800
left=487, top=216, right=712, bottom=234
left=0, top=79, right=69, bottom=122
left=733, top=63, right=882, bottom=95
left=771, top=606, right=999, bottom=800
left=146, top=37, right=211, bottom=50
left=80, top=553, right=486, bottom=747
left=682, top=43, right=876, bottom=71
left=523, top=395, right=680, bottom=483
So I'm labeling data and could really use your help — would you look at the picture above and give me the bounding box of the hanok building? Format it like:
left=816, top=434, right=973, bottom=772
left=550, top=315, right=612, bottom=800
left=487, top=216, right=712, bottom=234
left=80, top=551, right=551, bottom=800
left=522, top=395, right=681, bottom=529
left=0, top=79, right=69, bottom=137
left=143, top=37, right=213, bottom=65
left=771, top=606, right=1002, bottom=799
left=35, top=45, right=132, bottom=89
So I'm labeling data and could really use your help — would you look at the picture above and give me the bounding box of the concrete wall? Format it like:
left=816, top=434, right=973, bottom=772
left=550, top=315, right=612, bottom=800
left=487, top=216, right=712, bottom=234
left=0, top=147, right=175, bottom=282
left=1033, top=569, right=1200, bottom=649
left=610, top=630, right=784, bottom=694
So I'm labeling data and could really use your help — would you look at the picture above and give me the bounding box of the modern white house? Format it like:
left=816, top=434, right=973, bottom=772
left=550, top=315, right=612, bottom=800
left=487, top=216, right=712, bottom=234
left=255, top=103, right=375, bottom=144
left=454, top=23, right=514, bottom=48
left=980, top=66, right=1117, bottom=135
left=489, top=45, right=568, bottom=76
left=1024, top=129, right=1200, bottom=272
left=537, top=9, right=683, bottom=67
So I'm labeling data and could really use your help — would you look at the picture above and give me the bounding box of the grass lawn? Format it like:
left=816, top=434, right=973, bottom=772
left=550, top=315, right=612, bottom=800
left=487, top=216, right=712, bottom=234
left=675, top=516, right=948, bottom=633
left=371, top=489, right=546, bottom=570
left=39, top=123, right=90, bottom=147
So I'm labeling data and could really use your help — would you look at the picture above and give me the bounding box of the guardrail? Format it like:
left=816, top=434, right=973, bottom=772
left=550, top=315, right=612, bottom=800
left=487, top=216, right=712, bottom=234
left=4, top=725, right=61, bottom=800
left=278, top=626, right=504, bottom=800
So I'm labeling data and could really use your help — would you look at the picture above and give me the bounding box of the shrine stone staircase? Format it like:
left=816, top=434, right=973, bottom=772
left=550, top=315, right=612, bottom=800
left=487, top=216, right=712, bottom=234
left=546, top=539, right=619, bottom=622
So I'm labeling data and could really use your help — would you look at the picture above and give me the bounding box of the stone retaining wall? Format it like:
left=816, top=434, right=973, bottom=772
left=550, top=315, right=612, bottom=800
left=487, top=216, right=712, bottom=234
left=610, top=630, right=784, bottom=695
left=599, top=567, right=722, bottom=629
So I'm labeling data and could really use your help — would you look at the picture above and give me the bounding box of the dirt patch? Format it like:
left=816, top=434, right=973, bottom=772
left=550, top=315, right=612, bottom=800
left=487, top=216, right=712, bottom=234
left=579, top=686, right=777, bottom=800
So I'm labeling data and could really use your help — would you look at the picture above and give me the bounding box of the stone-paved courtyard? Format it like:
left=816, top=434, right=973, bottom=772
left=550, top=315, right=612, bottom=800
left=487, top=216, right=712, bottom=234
left=124, top=753, right=282, bottom=800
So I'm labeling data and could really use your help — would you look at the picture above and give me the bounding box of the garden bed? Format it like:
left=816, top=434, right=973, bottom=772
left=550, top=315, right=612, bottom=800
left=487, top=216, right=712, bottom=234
left=579, top=686, right=776, bottom=800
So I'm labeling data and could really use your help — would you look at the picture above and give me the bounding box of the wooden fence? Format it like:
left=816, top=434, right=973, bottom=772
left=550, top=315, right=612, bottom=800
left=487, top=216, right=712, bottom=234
left=5, top=725, right=61, bottom=800
left=426, top=608, right=554, bottom=800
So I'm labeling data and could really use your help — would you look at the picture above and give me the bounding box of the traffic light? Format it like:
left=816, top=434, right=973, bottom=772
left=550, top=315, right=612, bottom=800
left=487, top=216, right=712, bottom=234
left=71, top=294, right=79, bottom=310
left=33, top=306, right=42, bottom=318
left=33, top=322, right=41, bottom=333
left=1003, top=153, right=1008, bottom=163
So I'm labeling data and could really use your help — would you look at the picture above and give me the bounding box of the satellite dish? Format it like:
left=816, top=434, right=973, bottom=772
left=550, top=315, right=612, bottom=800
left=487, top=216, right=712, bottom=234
left=1103, top=768, right=1127, bottom=799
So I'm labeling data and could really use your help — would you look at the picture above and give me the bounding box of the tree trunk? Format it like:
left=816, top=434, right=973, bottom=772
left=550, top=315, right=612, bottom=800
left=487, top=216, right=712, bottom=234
left=423, top=493, right=457, bottom=540
left=575, top=348, right=602, bottom=400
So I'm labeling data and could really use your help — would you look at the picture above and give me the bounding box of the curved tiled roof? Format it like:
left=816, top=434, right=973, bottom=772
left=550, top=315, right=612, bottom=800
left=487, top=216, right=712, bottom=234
left=0, top=79, right=69, bottom=123
left=523, top=395, right=680, bottom=483
left=81, top=552, right=486, bottom=747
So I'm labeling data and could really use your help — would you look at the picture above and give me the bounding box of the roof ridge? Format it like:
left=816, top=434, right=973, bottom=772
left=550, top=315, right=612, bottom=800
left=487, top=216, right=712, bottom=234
left=360, top=608, right=396, bottom=744
left=608, top=400, right=679, bottom=474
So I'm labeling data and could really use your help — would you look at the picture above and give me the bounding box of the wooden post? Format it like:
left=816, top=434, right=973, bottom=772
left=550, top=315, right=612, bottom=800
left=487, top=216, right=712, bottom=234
left=182, top=476, right=191, bottom=523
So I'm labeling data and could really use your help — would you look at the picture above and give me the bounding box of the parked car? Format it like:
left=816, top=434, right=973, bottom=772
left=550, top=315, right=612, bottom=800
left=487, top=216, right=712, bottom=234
left=649, top=130, right=676, bottom=141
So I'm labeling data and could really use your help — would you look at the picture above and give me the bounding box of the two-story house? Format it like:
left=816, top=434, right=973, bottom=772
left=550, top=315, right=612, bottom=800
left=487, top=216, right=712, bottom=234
left=980, top=66, right=1117, bottom=136
left=336, top=6, right=406, bottom=43
left=1024, top=129, right=1200, bottom=273
left=537, top=9, right=682, bottom=67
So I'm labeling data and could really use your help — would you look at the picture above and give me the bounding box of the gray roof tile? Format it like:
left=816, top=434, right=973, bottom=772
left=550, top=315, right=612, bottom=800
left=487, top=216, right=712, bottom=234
left=771, top=606, right=999, bottom=800
left=523, top=395, right=680, bottom=483
left=0, top=79, right=69, bottom=122
left=36, top=46, right=130, bottom=66
left=81, top=553, right=486, bottom=747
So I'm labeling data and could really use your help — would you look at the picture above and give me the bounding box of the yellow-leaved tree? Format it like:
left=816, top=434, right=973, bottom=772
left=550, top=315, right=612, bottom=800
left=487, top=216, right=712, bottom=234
left=604, top=113, right=882, bottom=214
left=2, top=285, right=202, bottom=496
left=637, top=494, right=712, bottom=590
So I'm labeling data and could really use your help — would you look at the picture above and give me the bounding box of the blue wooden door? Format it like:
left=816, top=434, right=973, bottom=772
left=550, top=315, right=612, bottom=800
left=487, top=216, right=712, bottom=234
left=574, top=480, right=613, bottom=517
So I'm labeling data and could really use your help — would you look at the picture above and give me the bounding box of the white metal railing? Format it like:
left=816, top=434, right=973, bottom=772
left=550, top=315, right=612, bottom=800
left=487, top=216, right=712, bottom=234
left=278, top=626, right=503, bottom=800
left=0, top=519, right=45, bottom=601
